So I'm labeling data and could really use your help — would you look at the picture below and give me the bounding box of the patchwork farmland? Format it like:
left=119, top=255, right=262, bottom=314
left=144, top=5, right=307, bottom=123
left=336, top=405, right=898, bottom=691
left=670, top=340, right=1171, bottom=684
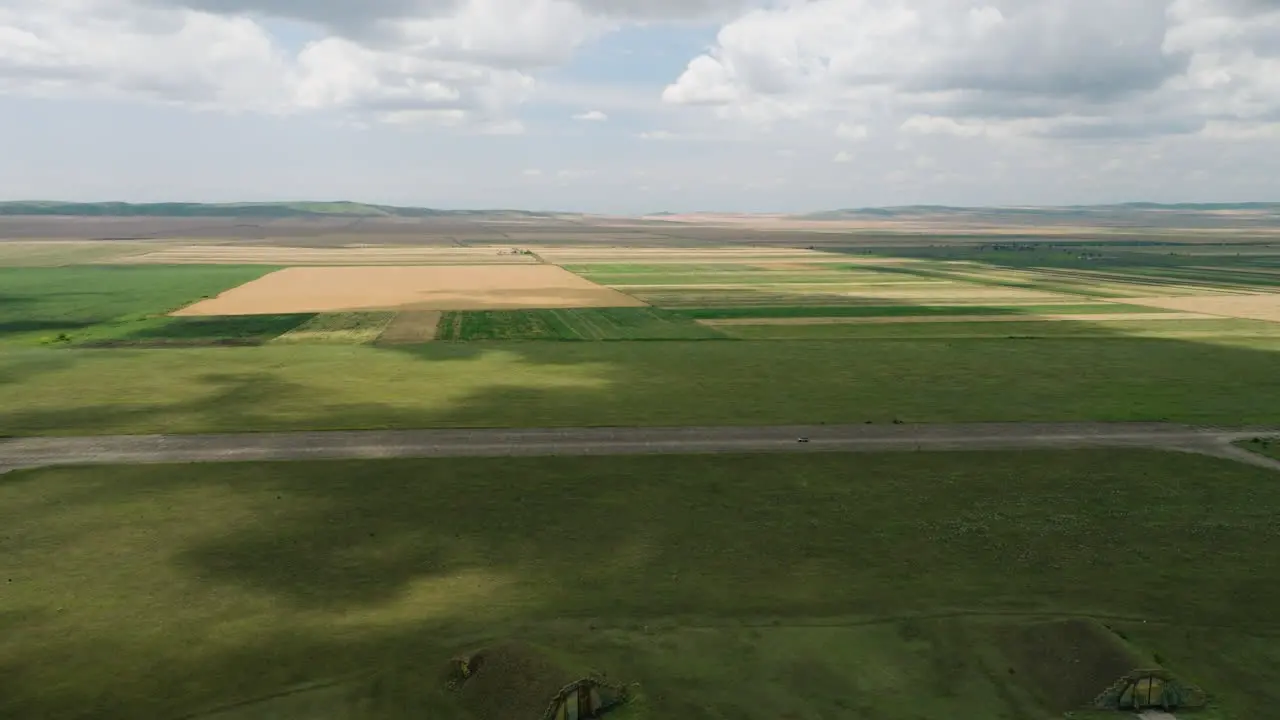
left=8, top=238, right=1280, bottom=351
left=3, top=212, right=1280, bottom=720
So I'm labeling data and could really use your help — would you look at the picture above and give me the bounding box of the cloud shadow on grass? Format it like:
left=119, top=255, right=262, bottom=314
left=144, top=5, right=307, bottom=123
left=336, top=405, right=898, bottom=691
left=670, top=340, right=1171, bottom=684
left=0, top=348, right=81, bottom=386
left=0, top=293, right=95, bottom=337
left=5, top=320, right=1280, bottom=437
left=0, top=610, right=477, bottom=720
left=0, top=342, right=623, bottom=436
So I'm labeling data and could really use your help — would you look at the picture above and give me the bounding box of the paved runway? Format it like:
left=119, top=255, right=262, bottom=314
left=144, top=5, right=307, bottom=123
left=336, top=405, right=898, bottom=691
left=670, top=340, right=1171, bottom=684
left=3, top=423, right=1279, bottom=474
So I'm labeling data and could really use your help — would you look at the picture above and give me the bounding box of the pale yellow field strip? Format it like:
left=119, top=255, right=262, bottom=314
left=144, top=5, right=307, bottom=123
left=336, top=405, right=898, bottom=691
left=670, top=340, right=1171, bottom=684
left=749, top=258, right=912, bottom=266
left=556, top=256, right=903, bottom=265
left=699, top=312, right=1213, bottom=327
left=606, top=280, right=947, bottom=290
left=533, top=247, right=847, bottom=263
left=980, top=266, right=1249, bottom=296
left=1192, top=265, right=1280, bottom=276
left=0, top=241, right=155, bottom=266
left=272, top=315, right=396, bottom=345
left=829, top=287, right=1071, bottom=301
left=936, top=264, right=1240, bottom=294
left=173, top=266, right=646, bottom=316
left=102, top=245, right=540, bottom=265
left=1121, top=293, right=1280, bottom=322
left=535, top=246, right=819, bottom=254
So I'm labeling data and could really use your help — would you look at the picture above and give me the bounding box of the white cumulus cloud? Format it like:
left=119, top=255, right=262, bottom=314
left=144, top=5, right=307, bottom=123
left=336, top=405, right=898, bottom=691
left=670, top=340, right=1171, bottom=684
left=662, top=0, right=1280, bottom=141
left=0, top=0, right=599, bottom=124
left=836, top=122, right=869, bottom=140
left=572, top=109, right=608, bottom=121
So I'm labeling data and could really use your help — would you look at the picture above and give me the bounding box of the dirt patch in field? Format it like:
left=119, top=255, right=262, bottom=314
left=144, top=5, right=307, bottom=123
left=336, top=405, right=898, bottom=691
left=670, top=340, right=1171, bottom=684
left=172, top=266, right=646, bottom=316
left=457, top=644, right=577, bottom=720
left=700, top=312, right=1209, bottom=327
left=1123, top=293, right=1280, bottom=322
left=376, top=311, right=442, bottom=344
left=998, top=619, right=1147, bottom=715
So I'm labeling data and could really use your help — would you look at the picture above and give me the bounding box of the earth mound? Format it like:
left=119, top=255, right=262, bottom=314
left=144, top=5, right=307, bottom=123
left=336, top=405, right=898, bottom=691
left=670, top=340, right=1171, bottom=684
left=998, top=618, right=1147, bottom=714
left=457, top=643, right=580, bottom=720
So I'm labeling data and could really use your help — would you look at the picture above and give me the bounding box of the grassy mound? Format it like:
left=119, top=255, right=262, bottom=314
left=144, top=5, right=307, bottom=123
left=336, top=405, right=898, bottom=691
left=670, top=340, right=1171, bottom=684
left=458, top=644, right=578, bottom=720
left=1237, top=437, right=1280, bottom=461
left=998, top=619, right=1148, bottom=714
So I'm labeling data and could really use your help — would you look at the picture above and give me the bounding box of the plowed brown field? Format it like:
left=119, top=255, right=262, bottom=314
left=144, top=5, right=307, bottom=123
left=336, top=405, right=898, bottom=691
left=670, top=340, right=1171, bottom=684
left=172, top=266, right=645, bottom=316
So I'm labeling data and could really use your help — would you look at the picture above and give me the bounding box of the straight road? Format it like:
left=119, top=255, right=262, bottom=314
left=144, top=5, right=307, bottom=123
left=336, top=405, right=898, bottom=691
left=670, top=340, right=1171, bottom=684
left=3, top=423, right=1279, bottom=474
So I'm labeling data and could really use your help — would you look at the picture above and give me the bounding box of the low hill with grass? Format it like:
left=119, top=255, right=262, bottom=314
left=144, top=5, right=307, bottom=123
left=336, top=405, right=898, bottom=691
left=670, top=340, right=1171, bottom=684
left=0, top=201, right=558, bottom=219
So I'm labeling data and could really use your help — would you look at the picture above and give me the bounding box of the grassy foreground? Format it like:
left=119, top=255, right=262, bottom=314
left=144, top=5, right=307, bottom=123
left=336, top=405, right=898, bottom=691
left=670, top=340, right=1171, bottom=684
left=2, top=450, right=1277, bottom=719
left=3, top=336, right=1280, bottom=435
left=0, top=265, right=279, bottom=344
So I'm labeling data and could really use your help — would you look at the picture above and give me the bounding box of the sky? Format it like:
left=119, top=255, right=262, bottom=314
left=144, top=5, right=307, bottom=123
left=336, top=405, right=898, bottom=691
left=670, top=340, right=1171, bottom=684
left=0, top=0, right=1278, bottom=213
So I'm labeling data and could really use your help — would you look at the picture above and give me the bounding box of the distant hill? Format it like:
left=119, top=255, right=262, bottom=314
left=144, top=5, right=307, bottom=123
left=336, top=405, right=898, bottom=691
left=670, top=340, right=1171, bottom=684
left=0, top=201, right=559, bottom=219
left=3, top=200, right=1277, bottom=222
left=802, top=202, right=1280, bottom=221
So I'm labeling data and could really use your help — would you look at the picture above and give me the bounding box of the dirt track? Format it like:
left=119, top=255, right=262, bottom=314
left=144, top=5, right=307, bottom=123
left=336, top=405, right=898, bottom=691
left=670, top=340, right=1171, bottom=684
left=3, top=423, right=1278, bottom=475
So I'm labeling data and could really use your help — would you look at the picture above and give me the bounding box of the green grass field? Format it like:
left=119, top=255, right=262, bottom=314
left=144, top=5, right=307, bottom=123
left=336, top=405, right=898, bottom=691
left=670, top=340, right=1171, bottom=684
left=1237, top=437, right=1280, bottom=461
left=0, top=266, right=277, bottom=344
left=437, top=308, right=724, bottom=341
left=2, top=337, right=1280, bottom=435
left=852, top=244, right=1280, bottom=285
left=673, top=303, right=1172, bottom=320
left=845, top=247, right=1280, bottom=295
left=2, top=450, right=1276, bottom=720
left=72, top=314, right=316, bottom=347
left=717, top=318, right=1280, bottom=340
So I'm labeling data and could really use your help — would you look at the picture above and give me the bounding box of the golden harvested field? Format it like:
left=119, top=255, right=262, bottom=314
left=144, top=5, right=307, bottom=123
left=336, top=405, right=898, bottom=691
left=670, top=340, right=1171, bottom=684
left=102, top=245, right=540, bottom=266
left=173, top=266, right=645, bottom=316
left=1126, top=293, right=1280, bottom=322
